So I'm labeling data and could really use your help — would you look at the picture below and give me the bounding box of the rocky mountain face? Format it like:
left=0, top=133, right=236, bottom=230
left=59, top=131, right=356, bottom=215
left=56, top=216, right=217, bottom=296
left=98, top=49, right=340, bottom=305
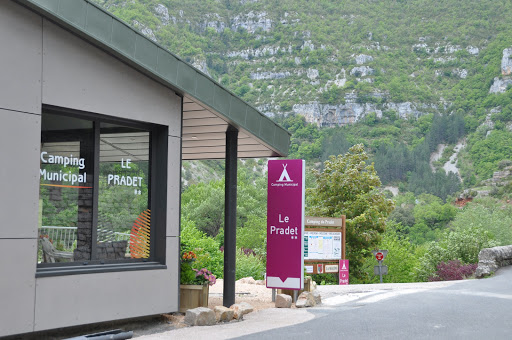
left=93, top=0, right=512, bottom=127
left=489, top=48, right=512, bottom=94
left=290, top=98, right=431, bottom=128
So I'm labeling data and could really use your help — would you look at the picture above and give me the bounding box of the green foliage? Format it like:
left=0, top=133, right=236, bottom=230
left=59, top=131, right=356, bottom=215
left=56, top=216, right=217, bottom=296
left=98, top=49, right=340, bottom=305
left=415, top=226, right=498, bottom=281
left=311, top=273, right=338, bottom=285
left=181, top=180, right=225, bottom=236
left=307, top=144, right=394, bottom=280
left=275, top=114, right=323, bottom=161
left=181, top=167, right=267, bottom=237
left=235, top=249, right=266, bottom=280
left=320, top=129, right=352, bottom=162
left=180, top=219, right=224, bottom=278
left=321, top=85, right=345, bottom=104
left=355, top=224, right=425, bottom=284
left=373, top=114, right=464, bottom=199
left=236, top=215, right=266, bottom=256
left=98, top=162, right=149, bottom=232
left=389, top=193, right=458, bottom=244
left=467, top=130, right=512, bottom=180
left=180, top=250, right=198, bottom=285
left=40, top=186, right=79, bottom=227
left=451, top=197, right=512, bottom=246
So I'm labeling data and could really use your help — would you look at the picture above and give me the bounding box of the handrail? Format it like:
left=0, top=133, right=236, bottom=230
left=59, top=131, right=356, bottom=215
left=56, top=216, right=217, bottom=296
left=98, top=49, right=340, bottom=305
left=39, top=226, right=131, bottom=251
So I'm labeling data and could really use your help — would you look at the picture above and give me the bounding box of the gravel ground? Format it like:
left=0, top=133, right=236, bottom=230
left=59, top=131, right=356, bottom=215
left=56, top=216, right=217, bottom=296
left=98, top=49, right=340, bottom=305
left=208, top=278, right=276, bottom=311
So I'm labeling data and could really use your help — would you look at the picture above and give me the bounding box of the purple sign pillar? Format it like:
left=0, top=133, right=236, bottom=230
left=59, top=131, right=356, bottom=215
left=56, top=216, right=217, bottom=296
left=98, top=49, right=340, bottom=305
left=339, top=260, right=349, bottom=285
left=266, top=159, right=305, bottom=290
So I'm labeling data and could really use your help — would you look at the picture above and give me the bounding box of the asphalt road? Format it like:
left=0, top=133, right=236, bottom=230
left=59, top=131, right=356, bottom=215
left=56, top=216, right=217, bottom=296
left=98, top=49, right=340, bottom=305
left=236, top=266, right=512, bottom=340
left=141, top=266, right=512, bottom=339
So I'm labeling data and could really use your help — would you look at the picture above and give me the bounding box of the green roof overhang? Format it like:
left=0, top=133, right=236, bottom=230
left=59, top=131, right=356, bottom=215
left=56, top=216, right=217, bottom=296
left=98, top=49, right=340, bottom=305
left=16, top=0, right=290, bottom=159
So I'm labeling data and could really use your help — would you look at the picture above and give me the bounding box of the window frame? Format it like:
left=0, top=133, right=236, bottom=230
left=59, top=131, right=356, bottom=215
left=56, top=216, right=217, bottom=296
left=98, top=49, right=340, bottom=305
left=37, top=105, right=168, bottom=277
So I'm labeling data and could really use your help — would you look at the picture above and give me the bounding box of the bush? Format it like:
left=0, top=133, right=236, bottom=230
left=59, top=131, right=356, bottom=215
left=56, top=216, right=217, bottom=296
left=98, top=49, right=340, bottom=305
left=498, top=159, right=512, bottom=169
left=353, top=224, right=425, bottom=284
left=451, top=197, right=512, bottom=246
left=237, top=215, right=267, bottom=257
left=311, top=273, right=338, bottom=285
left=235, top=248, right=266, bottom=280
left=415, top=226, right=497, bottom=281
left=428, top=260, right=478, bottom=281
left=180, top=219, right=224, bottom=279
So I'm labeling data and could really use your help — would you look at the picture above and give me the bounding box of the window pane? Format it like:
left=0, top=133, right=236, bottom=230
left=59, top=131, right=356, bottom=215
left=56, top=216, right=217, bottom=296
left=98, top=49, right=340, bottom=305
left=98, top=123, right=151, bottom=260
left=38, top=114, right=94, bottom=264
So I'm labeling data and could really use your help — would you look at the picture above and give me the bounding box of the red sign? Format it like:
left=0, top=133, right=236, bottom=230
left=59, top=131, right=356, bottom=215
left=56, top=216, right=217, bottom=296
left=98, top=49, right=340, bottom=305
left=317, top=264, right=324, bottom=274
left=375, top=252, right=384, bottom=261
left=266, top=160, right=305, bottom=290
left=339, top=260, right=349, bottom=285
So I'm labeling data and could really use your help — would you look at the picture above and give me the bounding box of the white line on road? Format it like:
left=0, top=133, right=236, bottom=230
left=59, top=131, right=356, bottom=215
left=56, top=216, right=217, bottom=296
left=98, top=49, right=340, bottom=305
left=322, top=289, right=428, bottom=306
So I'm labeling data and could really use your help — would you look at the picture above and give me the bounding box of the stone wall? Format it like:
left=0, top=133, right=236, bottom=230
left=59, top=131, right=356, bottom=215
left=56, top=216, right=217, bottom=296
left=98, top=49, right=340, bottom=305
left=475, top=245, right=512, bottom=278
left=97, top=241, right=128, bottom=260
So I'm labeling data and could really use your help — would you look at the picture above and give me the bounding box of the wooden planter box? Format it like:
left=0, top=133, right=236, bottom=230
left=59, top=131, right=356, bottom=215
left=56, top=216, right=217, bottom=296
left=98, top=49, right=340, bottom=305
left=179, top=283, right=209, bottom=313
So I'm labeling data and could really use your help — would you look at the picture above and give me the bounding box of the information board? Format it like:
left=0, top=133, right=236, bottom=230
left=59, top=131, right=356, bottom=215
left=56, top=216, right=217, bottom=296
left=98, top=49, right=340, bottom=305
left=303, top=231, right=342, bottom=260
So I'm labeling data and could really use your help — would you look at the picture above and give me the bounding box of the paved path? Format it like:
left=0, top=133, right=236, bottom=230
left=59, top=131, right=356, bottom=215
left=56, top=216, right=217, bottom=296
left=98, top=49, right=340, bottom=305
left=137, top=308, right=315, bottom=339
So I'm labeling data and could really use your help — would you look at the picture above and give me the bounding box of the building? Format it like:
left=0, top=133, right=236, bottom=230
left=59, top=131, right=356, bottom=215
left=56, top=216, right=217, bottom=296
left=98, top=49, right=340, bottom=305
left=0, top=0, right=289, bottom=336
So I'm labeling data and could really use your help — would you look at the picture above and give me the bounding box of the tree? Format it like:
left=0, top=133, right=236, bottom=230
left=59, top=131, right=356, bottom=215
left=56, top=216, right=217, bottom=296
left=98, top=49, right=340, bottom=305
left=355, top=223, right=425, bottom=284
left=181, top=167, right=267, bottom=237
left=307, top=144, right=394, bottom=280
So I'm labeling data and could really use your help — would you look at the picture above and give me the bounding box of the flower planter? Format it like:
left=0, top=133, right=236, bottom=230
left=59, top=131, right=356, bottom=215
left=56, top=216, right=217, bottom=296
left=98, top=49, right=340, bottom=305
left=179, top=283, right=209, bottom=313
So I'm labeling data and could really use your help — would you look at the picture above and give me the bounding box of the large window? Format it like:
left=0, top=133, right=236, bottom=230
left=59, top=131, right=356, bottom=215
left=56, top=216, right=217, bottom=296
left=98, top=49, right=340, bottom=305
left=37, top=107, right=167, bottom=275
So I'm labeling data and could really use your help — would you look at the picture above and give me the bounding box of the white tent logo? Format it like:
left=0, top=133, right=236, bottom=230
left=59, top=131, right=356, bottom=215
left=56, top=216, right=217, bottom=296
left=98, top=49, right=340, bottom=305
left=277, top=164, right=293, bottom=182
left=341, top=262, right=347, bottom=270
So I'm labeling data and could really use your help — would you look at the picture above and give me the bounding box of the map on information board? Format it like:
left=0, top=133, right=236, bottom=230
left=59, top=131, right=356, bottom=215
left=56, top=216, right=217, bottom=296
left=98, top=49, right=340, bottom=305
left=303, top=231, right=342, bottom=260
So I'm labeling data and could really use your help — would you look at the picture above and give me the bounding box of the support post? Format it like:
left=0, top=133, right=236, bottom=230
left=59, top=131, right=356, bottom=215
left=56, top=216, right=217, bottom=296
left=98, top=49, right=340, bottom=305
left=223, top=127, right=238, bottom=307
left=378, top=260, right=383, bottom=283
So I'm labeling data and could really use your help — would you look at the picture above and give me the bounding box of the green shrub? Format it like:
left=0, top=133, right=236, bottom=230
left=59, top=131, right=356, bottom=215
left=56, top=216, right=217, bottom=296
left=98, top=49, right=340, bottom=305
left=415, top=226, right=497, bottom=281
left=353, top=224, right=425, bottom=284
left=236, top=215, right=267, bottom=257
left=451, top=197, right=512, bottom=245
left=180, top=219, right=224, bottom=278
left=311, top=273, right=338, bottom=285
left=235, top=248, right=266, bottom=280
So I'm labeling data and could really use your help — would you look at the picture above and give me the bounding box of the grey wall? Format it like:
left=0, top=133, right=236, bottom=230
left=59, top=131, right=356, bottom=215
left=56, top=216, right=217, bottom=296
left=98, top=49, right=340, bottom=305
left=0, top=1, right=181, bottom=336
left=0, top=2, right=42, bottom=336
left=42, top=19, right=182, bottom=136
left=34, top=238, right=179, bottom=331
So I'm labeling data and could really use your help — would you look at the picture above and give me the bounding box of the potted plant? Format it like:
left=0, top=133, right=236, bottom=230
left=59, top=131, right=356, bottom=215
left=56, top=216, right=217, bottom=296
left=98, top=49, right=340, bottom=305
left=179, top=251, right=217, bottom=312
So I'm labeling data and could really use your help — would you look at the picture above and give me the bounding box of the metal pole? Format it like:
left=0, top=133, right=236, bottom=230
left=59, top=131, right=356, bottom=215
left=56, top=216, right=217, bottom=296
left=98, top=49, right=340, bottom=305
left=378, top=260, right=383, bottom=283
left=293, top=290, right=298, bottom=303
left=272, top=289, right=276, bottom=302
left=223, top=127, right=238, bottom=307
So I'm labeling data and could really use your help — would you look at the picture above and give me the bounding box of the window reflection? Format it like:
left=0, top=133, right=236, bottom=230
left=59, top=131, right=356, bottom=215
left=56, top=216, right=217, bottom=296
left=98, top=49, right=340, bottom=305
left=38, top=112, right=153, bottom=265
left=98, top=126, right=150, bottom=259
